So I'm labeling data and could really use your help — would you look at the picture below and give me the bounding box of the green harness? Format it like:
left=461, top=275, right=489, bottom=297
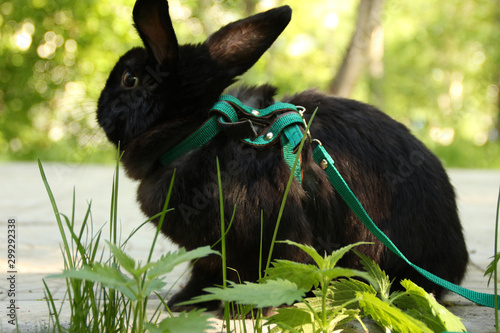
left=159, top=95, right=496, bottom=309
left=160, top=95, right=306, bottom=183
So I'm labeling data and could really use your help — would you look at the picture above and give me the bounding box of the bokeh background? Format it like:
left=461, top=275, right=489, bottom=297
left=1, top=0, right=499, bottom=167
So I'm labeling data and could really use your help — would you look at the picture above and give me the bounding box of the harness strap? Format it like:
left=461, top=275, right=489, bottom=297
left=159, top=116, right=220, bottom=166
left=159, top=95, right=306, bottom=183
left=312, top=142, right=496, bottom=308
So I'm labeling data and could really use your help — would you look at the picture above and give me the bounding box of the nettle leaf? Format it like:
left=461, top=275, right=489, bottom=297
left=323, top=242, right=373, bottom=270
left=288, top=301, right=359, bottom=333
left=321, top=268, right=374, bottom=287
left=484, top=253, right=500, bottom=285
left=146, top=309, right=214, bottom=333
left=392, top=280, right=466, bottom=332
left=265, top=258, right=374, bottom=291
left=145, top=277, right=167, bottom=295
left=265, top=260, right=322, bottom=290
left=324, top=308, right=360, bottom=331
left=279, top=240, right=324, bottom=267
left=328, top=278, right=377, bottom=308
left=106, top=241, right=136, bottom=275
left=298, top=289, right=346, bottom=313
left=354, top=250, right=392, bottom=299
left=266, top=307, right=313, bottom=333
left=135, top=262, right=156, bottom=277
left=181, top=279, right=305, bottom=308
left=279, top=240, right=372, bottom=270
left=358, top=292, right=432, bottom=333
left=147, top=246, right=219, bottom=278
left=50, top=264, right=137, bottom=300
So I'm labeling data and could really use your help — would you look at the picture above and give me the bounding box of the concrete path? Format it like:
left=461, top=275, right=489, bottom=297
left=0, top=162, right=499, bottom=332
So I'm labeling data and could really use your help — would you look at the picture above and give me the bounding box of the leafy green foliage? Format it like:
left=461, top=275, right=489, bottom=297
left=328, top=278, right=377, bottom=309
left=265, top=241, right=375, bottom=291
left=147, top=246, right=219, bottom=278
left=50, top=244, right=218, bottom=302
left=181, top=279, right=306, bottom=309
left=262, top=239, right=466, bottom=333
left=485, top=252, right=500, bottom=285
left=393, top=280, right=466, bottom=332
left=266, top=307, right=315, bottom=333
left=330, top=253, right=467, bottom=332
left=354, top=250, right=392, bottom=299
left=485, top=188, right=500, bottom=332
left=263, top=241, right=373, bottom=332
left=49, top=243, right=218, bottom=331
left=52, top=262, right=141, bottom=300
left=267, top=306, right=358, bottom=333
left=146, top=310, right=214, bottom=333
left=264, top=260, right=325, bottom=291
left=41, top=159, right=217, bottom=332
left=358, top=292, right=432, bottom=332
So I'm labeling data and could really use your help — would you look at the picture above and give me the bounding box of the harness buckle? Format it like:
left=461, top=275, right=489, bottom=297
left=297, top=106, right=311, bottom=139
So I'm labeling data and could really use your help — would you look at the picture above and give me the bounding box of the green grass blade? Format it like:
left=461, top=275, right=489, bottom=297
left=265, top=107, right=319, bottom=272
left=216, top=156, right=232, bottom=329
left=42, top=278, right=63, bottom=333
left=77, top=202, right=93, bottom=264
left=259, top=210, right=264, bottom=280
left=495, top=187, right=499, bottom=333
left=110, top=145, right=123, bottom=246
left=38, top=160, right=74, bottom=269
left=216, top=157, right=227, bottom=288
left=147, top=169, right=176, bottom=264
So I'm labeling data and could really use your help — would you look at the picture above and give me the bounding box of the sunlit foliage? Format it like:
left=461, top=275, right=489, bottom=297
left=0, top=0, right=498, bottom=167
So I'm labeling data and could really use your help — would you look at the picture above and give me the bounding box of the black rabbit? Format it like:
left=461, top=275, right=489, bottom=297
left=97, top=0, right=468, bottom=311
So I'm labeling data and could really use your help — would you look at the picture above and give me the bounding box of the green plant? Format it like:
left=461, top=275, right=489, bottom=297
left=51, top=244, right=218, bottom=332
left=39, top=158, right=217, bottom=332
left=485, top=187, right=500, bottom=333
left=180, top=241, right=372, bottom=332
left=266, top=246, right=466, bottom=333
left=264, top=241, right=375, bottom=332
left=40, top=158, right=112, bottom=332
left=181, top=238, right=466, bottom=332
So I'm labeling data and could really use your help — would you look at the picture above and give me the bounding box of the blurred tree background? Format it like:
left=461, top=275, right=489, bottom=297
left=0, top=0, right=499, bottom=167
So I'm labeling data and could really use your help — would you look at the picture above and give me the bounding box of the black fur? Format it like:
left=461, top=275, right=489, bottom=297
left=96, top=0, right=468, bottom=311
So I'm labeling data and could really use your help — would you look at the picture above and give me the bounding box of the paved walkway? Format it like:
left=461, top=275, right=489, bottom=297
left=0, top=162, right=499, bottom=332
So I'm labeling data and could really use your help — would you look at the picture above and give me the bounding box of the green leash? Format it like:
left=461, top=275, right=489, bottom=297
left=159, top=95, right=496, bottom=308
left=312, top=142, right=496, bottom=308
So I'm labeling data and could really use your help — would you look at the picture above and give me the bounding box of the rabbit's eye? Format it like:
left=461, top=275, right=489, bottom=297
left=122, top=71, right=139, bottom=89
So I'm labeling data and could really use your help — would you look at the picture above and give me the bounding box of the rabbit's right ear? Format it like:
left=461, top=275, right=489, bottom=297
left=133, top=0, right=178, bottom=71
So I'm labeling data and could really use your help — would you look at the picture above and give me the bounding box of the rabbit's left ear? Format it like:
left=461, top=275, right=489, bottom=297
left=205, top=5, right=292, bottom=77
left=133, top=0, right=178, bottom=70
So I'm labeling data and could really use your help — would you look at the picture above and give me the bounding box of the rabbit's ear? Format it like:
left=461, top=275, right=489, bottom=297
left=133, top=0, right=178, bottom=70
left=205, top=6, right=291, bottom=76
